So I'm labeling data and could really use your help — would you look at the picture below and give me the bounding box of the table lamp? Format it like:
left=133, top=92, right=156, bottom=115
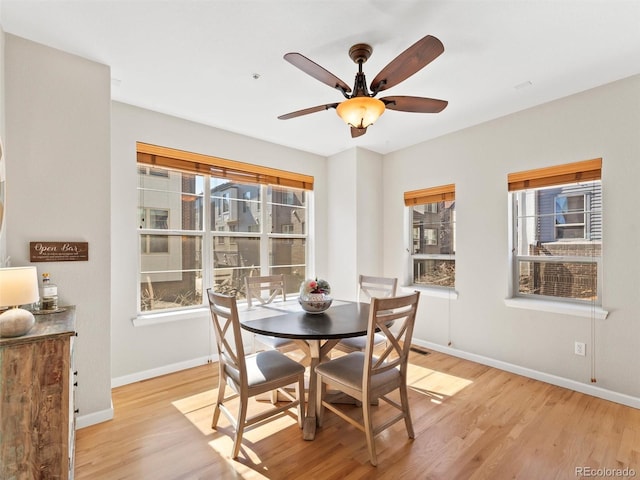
left=0, top=266, right=39, bottom=338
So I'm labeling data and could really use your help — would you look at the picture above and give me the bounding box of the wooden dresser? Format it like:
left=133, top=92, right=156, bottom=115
left=0, top=306, right=76, bottom=479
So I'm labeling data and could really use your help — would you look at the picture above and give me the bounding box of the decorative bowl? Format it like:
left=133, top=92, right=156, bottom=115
left=298, top=294, right=332, bottom=314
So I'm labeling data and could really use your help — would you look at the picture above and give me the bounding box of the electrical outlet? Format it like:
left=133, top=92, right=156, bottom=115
left=574, top=341, right=586, bottom=356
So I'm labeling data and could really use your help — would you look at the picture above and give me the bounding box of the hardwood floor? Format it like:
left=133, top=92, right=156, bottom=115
left=75, top=350, right=640, bottom=479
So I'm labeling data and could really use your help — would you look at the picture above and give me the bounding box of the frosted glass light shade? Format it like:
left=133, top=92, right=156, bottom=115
left=0, top=266, right=39, bottom=307
left=336, top=97, right=385, bottom=129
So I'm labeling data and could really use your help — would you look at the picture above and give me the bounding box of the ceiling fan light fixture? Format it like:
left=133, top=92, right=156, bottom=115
left=336, top=97, right=385, bottom=129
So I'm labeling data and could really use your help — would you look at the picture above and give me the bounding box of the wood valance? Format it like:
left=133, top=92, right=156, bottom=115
left=137, top=142, right=314, bottom=190
left=508, top=158, right=601, bottom=192
left=404, top=184, right=455, bottom=206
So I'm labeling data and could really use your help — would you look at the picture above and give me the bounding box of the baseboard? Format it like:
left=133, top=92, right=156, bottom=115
left=111, top=354, right=217, bottom=388
left=76, top=403, right=114, bottom=429
left=412, top=338, right=640, bottom=410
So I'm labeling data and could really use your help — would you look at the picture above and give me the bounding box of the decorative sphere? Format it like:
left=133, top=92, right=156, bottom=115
left=0, top=308, right=36, bottom=338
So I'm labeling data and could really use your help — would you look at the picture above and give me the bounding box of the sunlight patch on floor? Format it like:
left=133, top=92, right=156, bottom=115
left=204, top=437, right=275, bottom=480
left=172, top=388, right=299, bottom=435
left=407, top=363, right=473, bottom=403
left=171, top=384, right=301, bottom=480
left=207, top=435, right=270, bottom=478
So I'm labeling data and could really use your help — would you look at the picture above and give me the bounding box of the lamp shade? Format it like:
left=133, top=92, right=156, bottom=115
left=336, top=97, right=385, bottom=129
left=0, top=266, right=39, bottom=307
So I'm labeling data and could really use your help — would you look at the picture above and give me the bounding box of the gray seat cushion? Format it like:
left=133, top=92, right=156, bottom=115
left=225, top=349, right=304, bottom=388
left=338, top=332, right=386, bottom=350
left=255, top=334, right=296, bottom=349
left=315, top=351, right=400, bottom=391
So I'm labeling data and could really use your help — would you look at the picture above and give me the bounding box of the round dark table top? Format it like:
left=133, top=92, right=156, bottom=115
left=239, top=301, right=371, bottom=340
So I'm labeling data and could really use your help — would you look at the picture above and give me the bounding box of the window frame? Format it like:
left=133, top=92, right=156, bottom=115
left=139, top=207, right=171, bottom=254
left=508, top=159, right=603, bottom=306
left=137, top=143, right=312, bottom=315
left=554, top=193, right=589, bottom=240
left=405, top=184, right=456, bottom=290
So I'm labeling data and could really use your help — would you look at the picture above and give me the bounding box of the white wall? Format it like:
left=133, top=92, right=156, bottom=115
left=327, top=147, right=384, bottom=301
left=4, top=34, right=112, bottom=424
left=111, top=102, right=328, bottom=383
left=356, top=149, right=384, bottom=287
left=0, top=26, right=5, bottom=263
left=327, top=149, right=357, bottom=300
left=383, top=74, right=640, bottom=401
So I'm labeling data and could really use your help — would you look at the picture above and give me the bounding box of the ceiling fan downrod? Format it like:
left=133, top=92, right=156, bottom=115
left=348, top=43, right=374, bottom=99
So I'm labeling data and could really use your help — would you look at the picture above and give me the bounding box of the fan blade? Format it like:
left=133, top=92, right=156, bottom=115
left=278, top=103, right=340, bottom=120
left=381, top=96, right=448, bottom=113
left=351, top=126, right=367, bottom=138
left=370, top=35, right=444, bottom=93
left=284, top=53, right=352, bottom=94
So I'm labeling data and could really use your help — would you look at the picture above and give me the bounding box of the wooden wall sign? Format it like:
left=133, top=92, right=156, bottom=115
left=30, top=242, right=89, bottom=262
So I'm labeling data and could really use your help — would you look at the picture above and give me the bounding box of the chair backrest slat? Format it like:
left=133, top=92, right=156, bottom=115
left=245, top=274, right=287, bottom=307
left=363, top=292, right=420, bottom=389
left=207, top=289, right=246, bottom=385
left=358, top=275, right=398, bottom=302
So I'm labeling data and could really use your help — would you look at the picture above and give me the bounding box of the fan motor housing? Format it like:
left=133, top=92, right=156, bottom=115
left=349, top=43, right=373, bottom=64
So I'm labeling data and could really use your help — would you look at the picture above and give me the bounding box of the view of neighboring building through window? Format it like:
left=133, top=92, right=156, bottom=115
left=138, top=164, right=308, bottom=313
left=209, top=179, right=306, bottom=299
left=509, top=159, right=602, bottom=304
left=405, top=184, right=456, bottom=288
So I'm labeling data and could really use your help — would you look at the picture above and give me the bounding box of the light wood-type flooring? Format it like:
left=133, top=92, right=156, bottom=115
left=75, top=350, right=640, bottom=479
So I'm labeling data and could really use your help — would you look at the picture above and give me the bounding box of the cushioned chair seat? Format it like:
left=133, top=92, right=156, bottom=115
left=225, top=349, right=305, bottom=388
left=314, top=351, right=400, bottom=391
left=254, top=334, right=296, bottom=350
left=337, top=333, right=386, bottom=351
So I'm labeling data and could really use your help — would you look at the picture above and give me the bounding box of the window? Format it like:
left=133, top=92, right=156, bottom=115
left=138, top=165, right=169, bottom=178
left=425, top=203, right=438, bottom=214
left=405, top=184, right=455, bottom=288
left=138, top=208, right=170, bottom=253
left=220, top=192, right=230, bottom=215
left=554, top=194, right=588, bottom=239
left=137, top=142, right=313, bottom=313
left=509, top=158, right=602, bottom=304
left=282, top=191, right=295, bottom=205
left=424, top=228, right=438, bottom=246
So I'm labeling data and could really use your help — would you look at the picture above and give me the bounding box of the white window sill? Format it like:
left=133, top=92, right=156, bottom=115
left=402, top=285, right=459, bottom=300
left=132, top=307, right=210, bottom=327
left=504, top=297, right=609, bottom=320
left=132, top=298, right=308, bottom=327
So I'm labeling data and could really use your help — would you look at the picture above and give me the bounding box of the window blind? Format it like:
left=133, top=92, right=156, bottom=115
left=136, top=142, right=314, bottom=190
left=507, top=158, right=601, bottom=192
left=404, top=184, right=455, bottom=206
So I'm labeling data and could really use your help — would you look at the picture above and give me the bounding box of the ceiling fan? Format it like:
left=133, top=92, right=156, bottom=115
left=278, top=35, right=448, bottom=138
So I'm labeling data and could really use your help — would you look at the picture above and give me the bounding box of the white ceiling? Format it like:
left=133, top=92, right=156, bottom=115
left=2, top=0, right=639, bottom=157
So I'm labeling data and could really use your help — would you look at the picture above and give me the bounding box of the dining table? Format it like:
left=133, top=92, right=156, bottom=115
left=238, top=298, right=371, bottom=440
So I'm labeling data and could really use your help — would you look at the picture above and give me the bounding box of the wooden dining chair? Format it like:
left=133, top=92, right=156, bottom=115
left=315, top=291, right=420, bottom=466
left=207, top=289, right=305, bottom=459
left=245, top=274, right=299, bottom=355
left=334, top=275, right=398, bottom=354
left=245, top=274, right=287, bottom=308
